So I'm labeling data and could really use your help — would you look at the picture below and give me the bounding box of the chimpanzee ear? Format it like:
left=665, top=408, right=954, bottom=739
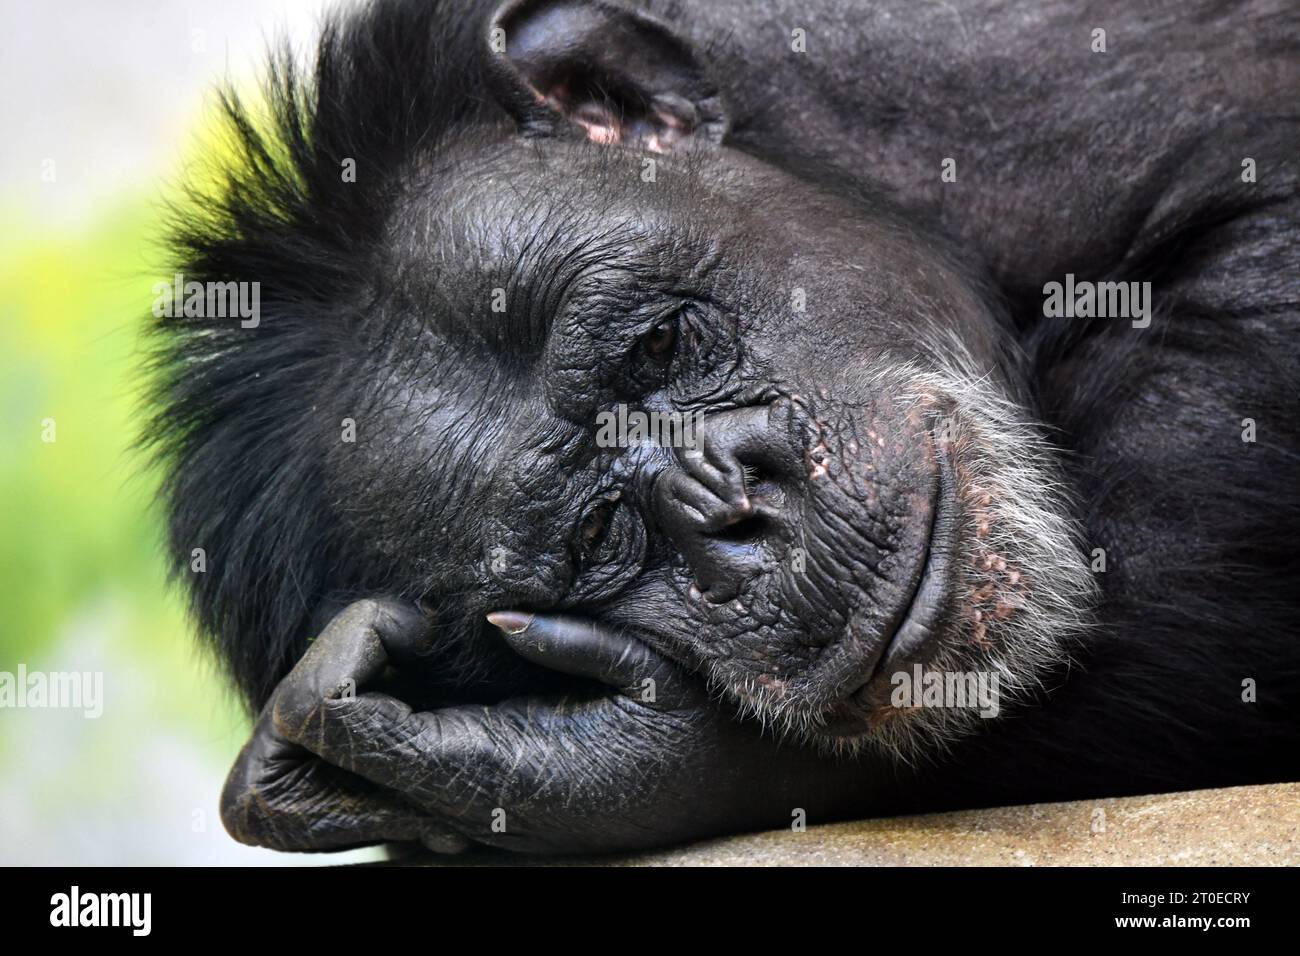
left=484, top=0, right=728, bottom=151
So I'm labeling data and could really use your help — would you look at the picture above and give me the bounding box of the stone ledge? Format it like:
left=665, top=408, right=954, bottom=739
left=417, top=782, right=1299, bottom=866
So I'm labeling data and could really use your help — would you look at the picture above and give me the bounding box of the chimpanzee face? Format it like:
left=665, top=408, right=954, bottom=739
left=322, top=0, right=1096, bottom=755
left=328, top=134, right=1093, bottom=753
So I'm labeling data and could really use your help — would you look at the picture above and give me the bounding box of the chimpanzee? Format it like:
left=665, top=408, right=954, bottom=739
left=148, top=0, right=1300, bottom=854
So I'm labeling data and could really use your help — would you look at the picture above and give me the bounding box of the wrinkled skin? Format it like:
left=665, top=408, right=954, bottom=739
left=224, top=599, right=882, bottom=854
left=164, top=0, right=1300, bottom=855
left=353, top=140, right=1016, bottom=735
left=223, top=142, right=992, bottom=852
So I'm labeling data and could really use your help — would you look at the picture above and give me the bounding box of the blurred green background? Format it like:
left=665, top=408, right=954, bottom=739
left=0, top=0, right=377, bottom=865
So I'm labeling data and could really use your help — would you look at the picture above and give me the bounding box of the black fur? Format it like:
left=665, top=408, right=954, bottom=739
left=148, top=0, right=509, bottom=707
left=151, top=0, right=1300, bottom=810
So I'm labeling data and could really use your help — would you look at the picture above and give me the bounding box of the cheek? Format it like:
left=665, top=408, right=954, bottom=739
left=475, top=479, right=579, bottom=604
left=322, top=428, right=448, bottom=578
left=318, top=379, right=495, bottom=582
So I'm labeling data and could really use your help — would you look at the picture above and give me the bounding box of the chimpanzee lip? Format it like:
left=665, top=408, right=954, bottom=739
left=821, top=439, right=960, bottom=733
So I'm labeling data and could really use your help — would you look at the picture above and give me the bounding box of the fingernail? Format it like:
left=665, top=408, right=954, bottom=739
left=486, top=610, right=534, bottom=635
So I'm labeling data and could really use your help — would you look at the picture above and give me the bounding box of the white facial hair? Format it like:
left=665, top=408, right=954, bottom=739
left=716, top=340, right=1099, bottom=762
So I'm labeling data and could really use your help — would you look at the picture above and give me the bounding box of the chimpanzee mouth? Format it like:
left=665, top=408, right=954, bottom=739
left=695, top=370, right=1096, bottom=752
left=817, top=440, right=962, bottom=737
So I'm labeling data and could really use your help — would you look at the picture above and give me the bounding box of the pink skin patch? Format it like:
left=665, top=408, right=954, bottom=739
left=537, top=83, right=687, bottom=153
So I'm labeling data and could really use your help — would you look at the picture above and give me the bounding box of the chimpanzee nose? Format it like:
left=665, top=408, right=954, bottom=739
left=653, top=404, right=802, bottom=603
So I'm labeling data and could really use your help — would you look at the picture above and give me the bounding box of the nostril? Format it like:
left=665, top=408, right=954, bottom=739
left=709, top=511, right=767, bottom=544
left=736, top=449, right=800, bottom=506
left=693, top=578, right=740, bottom=604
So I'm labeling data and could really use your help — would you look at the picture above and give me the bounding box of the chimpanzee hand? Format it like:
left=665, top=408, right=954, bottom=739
left=220, top=598, right=879, bottom=855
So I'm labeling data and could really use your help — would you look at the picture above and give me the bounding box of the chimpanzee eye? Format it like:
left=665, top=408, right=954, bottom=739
left=574, top=494, right=620, bottom=566
left=578, top=508, right=608, bottom=551
left=639, top=315, right=678, bottom=363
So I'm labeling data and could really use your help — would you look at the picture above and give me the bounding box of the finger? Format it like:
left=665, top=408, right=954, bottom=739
left=486, top=612, right=701, bottom=708
left=274, top=597, right=429, bottom=737
left=277, top=689, right=540, bottom=833
left=222, top=710, right=470, bottom=854
left=276, top=688, right=480, bottom=792
left=279, top=664, right=708, bottom=852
